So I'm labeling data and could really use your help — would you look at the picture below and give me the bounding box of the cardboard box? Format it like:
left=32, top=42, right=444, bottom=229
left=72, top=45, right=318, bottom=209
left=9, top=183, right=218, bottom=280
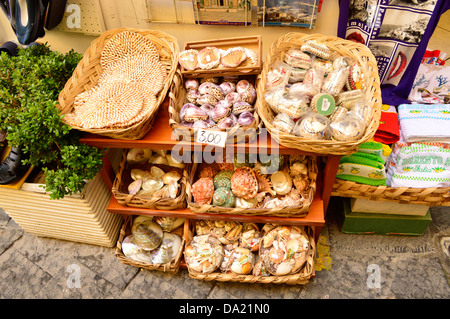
left=350, top=198, right=429, bottom=216
left=339, top=198, right=432, bottom=236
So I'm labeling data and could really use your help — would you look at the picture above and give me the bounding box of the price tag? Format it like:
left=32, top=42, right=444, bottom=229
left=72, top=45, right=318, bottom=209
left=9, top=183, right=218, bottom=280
left=196, top=129, right=227, bottom=148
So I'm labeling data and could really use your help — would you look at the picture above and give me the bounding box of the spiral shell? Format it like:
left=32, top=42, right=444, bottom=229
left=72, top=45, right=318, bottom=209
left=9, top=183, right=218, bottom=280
left=213, top=170, right=233, bottom=189
left=231, top=167, right=258, bottom=199
left=212, top=188, right=236, bottom=207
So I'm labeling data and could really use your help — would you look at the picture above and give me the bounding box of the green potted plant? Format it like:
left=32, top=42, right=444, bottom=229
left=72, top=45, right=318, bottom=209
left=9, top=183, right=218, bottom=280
left=0, top=43, right=104, bottom=199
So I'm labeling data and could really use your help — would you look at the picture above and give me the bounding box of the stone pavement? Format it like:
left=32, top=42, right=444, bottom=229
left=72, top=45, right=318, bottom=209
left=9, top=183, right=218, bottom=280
left=0, top=203, right=448, bottom=300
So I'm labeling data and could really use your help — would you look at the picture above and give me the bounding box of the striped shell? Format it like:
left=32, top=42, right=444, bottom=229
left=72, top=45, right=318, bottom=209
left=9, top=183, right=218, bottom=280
left=178, top=49, right=199, bottom=71
left=197, top=47, right=221, bottom=69
left=213, top=170, right=233, bottom=189
left=220, top=47, right=247, bottom=68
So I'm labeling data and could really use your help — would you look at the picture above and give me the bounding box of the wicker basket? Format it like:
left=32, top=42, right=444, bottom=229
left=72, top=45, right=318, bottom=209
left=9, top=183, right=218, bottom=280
left=332, top=179, right=450, bottom=207
left=255, top=32, right=382, bottom=155
left=57, top=27, right=179, bottom=140
left=187, top=156, right=318, bottom=217
left=115, top=215, right=188, bottom=273
left=168, top=69, right=261, bottom=144
left=184, top=220, right=316, bottom=284
left=112, top=152, right=188, bottom=210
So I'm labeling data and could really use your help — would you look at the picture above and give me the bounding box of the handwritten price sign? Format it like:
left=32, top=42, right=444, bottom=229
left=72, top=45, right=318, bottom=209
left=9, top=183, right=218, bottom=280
left=196, top=129, right=227, bottom=148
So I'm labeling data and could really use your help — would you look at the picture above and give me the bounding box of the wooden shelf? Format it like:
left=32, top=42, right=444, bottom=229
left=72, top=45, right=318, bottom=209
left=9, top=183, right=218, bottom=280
left=79, top=97, right=343, bottom=243
left=80, top=99, right=322, bottom=156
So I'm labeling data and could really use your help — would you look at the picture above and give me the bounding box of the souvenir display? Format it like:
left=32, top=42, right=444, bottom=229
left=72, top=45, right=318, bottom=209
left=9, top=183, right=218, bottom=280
left=259, top=225, right=310, bottom=276
left=178, top=77, right=257, bottom=130
left=189, top=155, right=315, bottom=213
left=263, top=38, right=372, bottom=143
left=178, top=45, right=259, bottom=71
left=121, top=216, right=184, bottom=267
left=185, top=220, right=313, bottom=281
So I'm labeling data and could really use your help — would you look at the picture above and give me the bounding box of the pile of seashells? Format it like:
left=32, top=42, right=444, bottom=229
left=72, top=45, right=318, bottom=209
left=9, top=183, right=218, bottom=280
left=179, top=76, right=257, bottom=130
left=185, top=220, right=311, bottom=276
left=126, top=149, right=185, bottom=199
left=178, top=46, right=258, bottom=71
left=264, top=40, right=370, bottom=142
left=190, top=154, right=313, bottom=209
left=122, top=215, right=185, bottom=265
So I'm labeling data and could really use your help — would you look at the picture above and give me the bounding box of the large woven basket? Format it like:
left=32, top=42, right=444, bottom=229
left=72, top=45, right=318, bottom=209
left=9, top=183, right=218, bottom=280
left=112, top=152, right=188, bottom=210
left=332, top=179, right=450, bottom=207
left=58, top=28, right=179, bottom=140
left=187, top=156, right=318, bottom=217
left=184, top=220, right=316, bottom=284
left=256, top=32, right=382, bottom=155
left=168, top=69, right=261, bottom=144
left=115, top=215, right=188, bottom=273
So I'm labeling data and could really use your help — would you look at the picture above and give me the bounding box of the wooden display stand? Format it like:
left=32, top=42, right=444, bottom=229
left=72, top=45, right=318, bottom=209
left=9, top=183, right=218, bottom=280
left=80, top=97, right=342, bottom=244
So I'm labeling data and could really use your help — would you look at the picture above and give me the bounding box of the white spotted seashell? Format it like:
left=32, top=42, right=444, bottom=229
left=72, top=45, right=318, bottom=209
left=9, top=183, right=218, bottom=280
left=219, top=82, right=236, bottom=95
left=185, top=79, right=199, bottom=91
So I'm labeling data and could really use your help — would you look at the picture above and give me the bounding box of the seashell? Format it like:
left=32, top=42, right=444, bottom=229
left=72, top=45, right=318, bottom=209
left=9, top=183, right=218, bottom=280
left=283, top=48, right=312, bottom=69
left=180, top=103, right=196, bottom=121
left=225, top=92, right=241, bottom=104
left=154, top=216, right=185, bottom=232
left=231, top=167, right=258, bottom=199
left=127, top=149, right=152, bottom=164
left=191, top=177, right=214, bottom=205
left=180, top=121, right=194, bottom=128
left=186, top=90, right=201, bottom=105
left=136, top=188, right=156, bottom=197
left=232, top=101, right=254, bottom=115
left=209, top=85, right=225, bottom=101
left=183, top=104, right=209, bottom=122
left=235, top=197, right=258, bottom=209
left=196, top=94, right=218, bottom=106
left=272, top=113, right=295, bottom=134
left=236, top=80, right=251, bottom=94
left=122, top=236, right=141, bottom=257
left=185, top=79, right=199, bottom=91
left=198, top=82, right=215, bottom=95
left=233, top=153, right=255, bottom=168
left=254, top=170, right=275, bottom=195
left=229, top=247, right=255, bottom=275
left=150, top=166, right=165, bottom=178
left=149, top=232, right=182, bottom=264
left=275, top=261, right=294, bottom=276
left=211, top=103, right=231, bottom=123
left=258, top=154, right=285, bottom=175
left=192, top=120, right=212, bottom=129
left=128, top=179, right=142, bottom=195
left=217, top=116, right=238, bottom=129
left=290, top=162, right=308, bottom=176
left=262, top=198, right=283, bottom=209
left=197, top=47, right=221, bottom=69
left=239, top=85, right=257, bottom=104
left=212, top=188, right=236, bottom=207
left=215, top=99, right=232, bottom=110
left=185, top=234, right=224, bottom=274
left=244, top=48, right=258, bottom=66
left=239, top=223, right=261, bottom=251
left=280, top=195, right=301, bottom=207
left=213, top=171, right=233, bottom=190
left=142, top=176, right=164, bottom=192
left=200, top=103, right=216, bottom=119
left=219, top=82, right=236, bottom=95
left=301, top=40, right=331, bottom=60
left=148, top=154, right=169, bottom=165
left=220, top=47, right=247, bottom=68
left=293, top=113, right=330, bottom=140
left=179, top=49, right=199, bottom=70
left=237, top=111, right=255, bottom=127
left=152, top=184, right=169, bottom=198
left=200, top=77, right=220, bottom=84
left=162, top=170, right=181, bottom=184
left=130, top=168, right=151, bottom=181
left=165, top=182, right=179, bottom=199
left=271, top=171, right=292, bottom=195
left=131, top=218, right=163, bottom=251
left=199, top=165, right=220, bottom=179
left=166, top=154, right=186, bottom=169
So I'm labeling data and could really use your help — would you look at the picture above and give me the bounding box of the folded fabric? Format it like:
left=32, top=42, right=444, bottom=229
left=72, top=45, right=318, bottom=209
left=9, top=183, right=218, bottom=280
left=337, top=152, right=386, bottom=186
left=374, top=104, right=400, bottom=144
left=398, top=104, right=450, bottom=143
left=358, top=141, right=383, bottom=157
left=386, top=141, right=450, bottom=188
left=408, top=63, right=450, bottom=104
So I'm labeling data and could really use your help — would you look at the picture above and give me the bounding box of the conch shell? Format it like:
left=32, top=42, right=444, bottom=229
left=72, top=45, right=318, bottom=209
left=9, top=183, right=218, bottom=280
left=127, top=149, right=152, bottom=164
